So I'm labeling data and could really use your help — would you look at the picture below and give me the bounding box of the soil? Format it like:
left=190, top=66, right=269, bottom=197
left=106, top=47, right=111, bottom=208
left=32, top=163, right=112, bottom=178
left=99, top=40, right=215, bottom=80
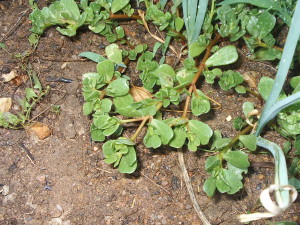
left=0, top=1, right=299, bottom=225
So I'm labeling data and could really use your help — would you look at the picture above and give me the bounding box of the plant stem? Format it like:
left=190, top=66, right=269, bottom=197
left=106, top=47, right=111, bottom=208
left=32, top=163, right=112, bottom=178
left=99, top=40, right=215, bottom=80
left=130, top=115, right=150, bottom=141
left=244, top=86, right=262, bottom=100
left=220, top=124, right=253, bottom=152
left=130, top=102, right=163, bottom=141
left=166, top=26, right=186, bottom=40
left=258, top=41, right=283, bottom=52
left=109, top=14, right=141, bottom=20
left=100, top=90, right=106, bottom=100
left=120, top=118, right=146, bottom=124
left=182, top=33, right=221, bottom=118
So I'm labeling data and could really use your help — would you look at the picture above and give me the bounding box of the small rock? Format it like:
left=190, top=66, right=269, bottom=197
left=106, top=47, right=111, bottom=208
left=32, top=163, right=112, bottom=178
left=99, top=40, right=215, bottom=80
left=36, top=175, right=46, bottom=184
left=226, top=115, right=232, bottom=121
left=0, top=97, right=12, bottom=112
left=27, top=122, right=52, bottom=140
left=1, top=185, right=9, bottom=195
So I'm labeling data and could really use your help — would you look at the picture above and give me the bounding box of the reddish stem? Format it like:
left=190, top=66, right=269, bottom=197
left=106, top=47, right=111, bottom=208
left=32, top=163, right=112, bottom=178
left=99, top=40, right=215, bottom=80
left=182, top=34, right=221, bottom=118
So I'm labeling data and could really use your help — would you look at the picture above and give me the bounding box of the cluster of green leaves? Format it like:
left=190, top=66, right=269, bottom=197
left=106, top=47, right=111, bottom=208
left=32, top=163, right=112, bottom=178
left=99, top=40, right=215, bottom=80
left=0, top=72, right=48, bottom=129
left=202, top=124, right=258, bottom=196
left=216, top=2, right=284, bottom=60
left=29, top=0, right=133, bottom=40
left=203, top=45, right=245, bottom=92
left=81, top=43, right=222, bottom=172
left=29, top=0, right=300, bottom=206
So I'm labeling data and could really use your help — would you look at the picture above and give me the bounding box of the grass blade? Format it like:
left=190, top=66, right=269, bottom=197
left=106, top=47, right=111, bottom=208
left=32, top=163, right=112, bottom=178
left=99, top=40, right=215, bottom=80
left=191, top=0, right=209, bottom=43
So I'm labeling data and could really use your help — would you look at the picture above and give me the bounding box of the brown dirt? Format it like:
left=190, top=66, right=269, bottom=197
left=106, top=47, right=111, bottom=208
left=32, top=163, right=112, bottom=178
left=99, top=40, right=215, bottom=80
left=0, top=1, right=299, bottom=225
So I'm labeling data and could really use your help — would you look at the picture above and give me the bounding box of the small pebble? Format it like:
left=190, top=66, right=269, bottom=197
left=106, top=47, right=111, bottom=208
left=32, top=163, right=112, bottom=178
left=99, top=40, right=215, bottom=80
left=1, top=185, right=9, bottom=196
left=226, top=115, right=232, bottom=121
left=61, top=62, right=68, bottom=69
left=256, top=183, right=262, bottom=190
left=36, top=175, right=46, bottom=184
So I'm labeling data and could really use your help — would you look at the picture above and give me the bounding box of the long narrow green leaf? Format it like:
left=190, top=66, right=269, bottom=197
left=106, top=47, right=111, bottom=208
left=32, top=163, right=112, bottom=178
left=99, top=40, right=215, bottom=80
left=258, top=92, right=300, bottom=132
left=256, top=0, right=300, bottom=135
left=218, top=0, right=281, bottom=11
left=257, top=137, right=289, bottom=207
left=182, top=0, right=209, bottom=56
left=191, top=0, right=209, bottom=43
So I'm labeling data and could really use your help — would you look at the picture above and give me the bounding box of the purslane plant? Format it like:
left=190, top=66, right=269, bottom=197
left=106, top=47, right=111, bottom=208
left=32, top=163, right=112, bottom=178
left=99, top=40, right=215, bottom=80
left=26, top=1, right=300, bottom=222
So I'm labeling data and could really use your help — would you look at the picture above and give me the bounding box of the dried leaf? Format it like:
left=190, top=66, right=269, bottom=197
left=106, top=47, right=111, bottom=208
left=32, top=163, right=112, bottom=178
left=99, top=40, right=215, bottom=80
left=129, top=86, right=153, bottom=102
left=10, top=74, right=28, bottom=86
left=0, top=97, right=12, bottom=112
left=242, top=71, right=258, bottom=88
left=2, top=70, right=17, bottom=82
left=27, top=122, right=51, bottom=140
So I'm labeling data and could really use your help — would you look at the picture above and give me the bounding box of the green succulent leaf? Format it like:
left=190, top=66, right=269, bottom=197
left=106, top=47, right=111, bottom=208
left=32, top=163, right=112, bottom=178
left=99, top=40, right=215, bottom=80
left=246, top=11, right=276, bottom=40
left=144, top=119, right=174, bottom=148
left=203, top=176, right=217, bottom=197
left=169, top=125, right=187, bottom=148
left=258, top=76, right=274, bottom=101
left=106, top=78, right=129, bottom=97
left=218, top=70, right=244, bottom=91
left=191, top=90, right=211, bottom=116
left=79, top=52, right=106, bottom=63
left=242, top=101, right=254, bottom=117
left=239, top=135, right=257, bottom=151
left=102, top=138, right=137, bottom=174
left=156, top=64, right=176, bottom=87
left=111, top=0, right=130, bottom=14
left=105, top=44, right=123, bottom=64
left=97, top=59, right=115, bottom=82
left=205, top=45, right=238, bottom=68
left=252, top=48, right=282, bottom=61
left=187, top=120, right=213, bottom=151
left=83, top=101, right=94, bottom=115
left=223, top=150, right=250, bottom=169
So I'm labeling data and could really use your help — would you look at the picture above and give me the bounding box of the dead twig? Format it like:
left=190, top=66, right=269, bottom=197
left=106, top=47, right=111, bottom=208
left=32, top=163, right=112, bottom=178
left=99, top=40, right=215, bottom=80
left=137, top=9, right=179, bottom=58
left=39, top=57, right=87, bottom=62
left=0, top=9, right=30, bottom=42
left=28, top=91, right=67, bottom=123
left=19, top=142, right=35, bottom=165
left=178, top=149, right=211, bottom=225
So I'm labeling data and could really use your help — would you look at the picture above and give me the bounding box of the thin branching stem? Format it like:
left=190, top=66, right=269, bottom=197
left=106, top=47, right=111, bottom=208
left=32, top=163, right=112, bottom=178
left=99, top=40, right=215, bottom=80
left=220, top=124, right=253, bottom=152
left=130, top=102, right=163, bottom=141
left=182, top=33, right=221, bottom=118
